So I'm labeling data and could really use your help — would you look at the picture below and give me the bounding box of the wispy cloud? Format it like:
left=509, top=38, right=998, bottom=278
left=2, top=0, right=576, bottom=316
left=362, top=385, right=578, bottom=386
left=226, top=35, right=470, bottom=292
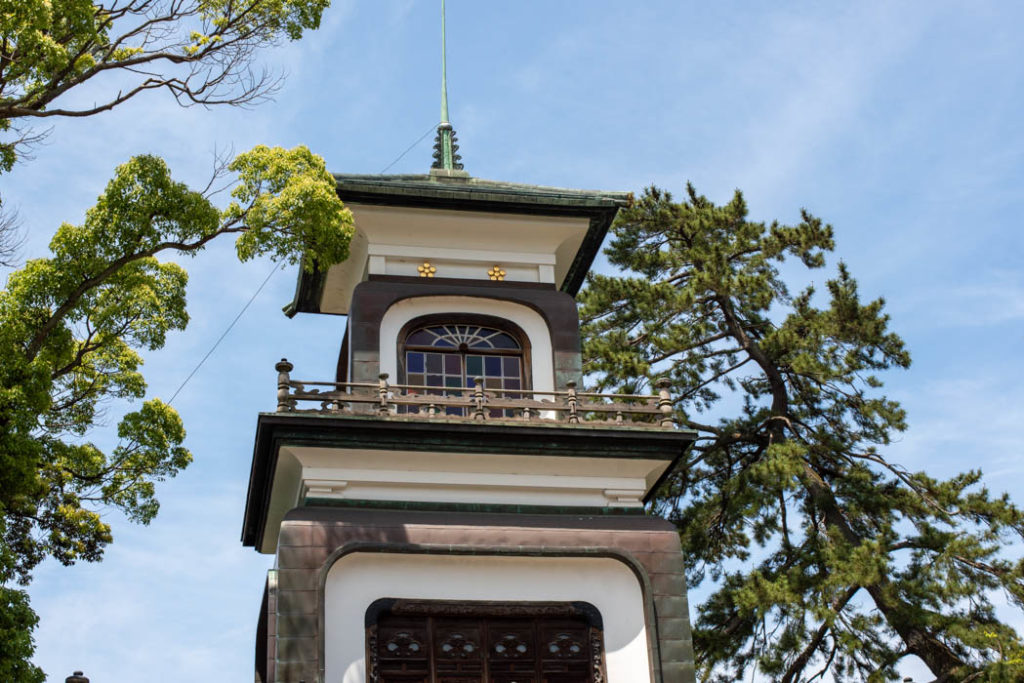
left=894, top=269, right=1024, bottom=330
left=889, top=374, right=1024, bottom=489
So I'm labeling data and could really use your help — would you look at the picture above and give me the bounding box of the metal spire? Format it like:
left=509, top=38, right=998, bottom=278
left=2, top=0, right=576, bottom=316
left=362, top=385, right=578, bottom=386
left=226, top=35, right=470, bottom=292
left=440, top=0, right=449, bottom=126
left=431, top=0, right=464, bottom=174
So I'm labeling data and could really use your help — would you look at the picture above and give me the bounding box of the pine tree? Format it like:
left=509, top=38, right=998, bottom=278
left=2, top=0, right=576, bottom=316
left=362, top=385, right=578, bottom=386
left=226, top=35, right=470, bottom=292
left=579, top=185, right=1024, bottom=683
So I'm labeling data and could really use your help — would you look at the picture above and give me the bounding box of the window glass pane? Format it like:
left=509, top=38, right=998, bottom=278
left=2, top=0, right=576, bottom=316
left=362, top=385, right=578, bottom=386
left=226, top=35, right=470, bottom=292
left=444, top=354, right=461, bottom=374
left=503, top=356, right=520, bottom=376
left=468, top=331, right=493, bottom=348
left=445, top=376, right=462, bottom=389
left=426, top=353, right=442, bottom=373
left=485, top=377, right=501, bottom=389
left=406, top=330, right=435, bottom=346
left=488, top=332, right=520, bottom=350
left=433, top=337, right=456, bottom=348
left=407, top=352, right=424, bottom=373
left=466, top=355, right=483, bottom=376
left=506, top=378, right=521, bottom=391
left=485, top=356, right=502, bottom=375
left=427, top=375, right=443, bottom=387
left=407, top=373, right=424, bottom=386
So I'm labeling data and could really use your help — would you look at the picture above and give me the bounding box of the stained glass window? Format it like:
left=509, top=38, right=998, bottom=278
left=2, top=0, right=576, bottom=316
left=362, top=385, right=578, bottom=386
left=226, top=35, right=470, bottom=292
left=404, top=324, right=524, bottom=416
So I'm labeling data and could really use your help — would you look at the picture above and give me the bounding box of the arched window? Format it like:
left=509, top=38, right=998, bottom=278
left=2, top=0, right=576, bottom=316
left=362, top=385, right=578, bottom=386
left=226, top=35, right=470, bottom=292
left=405, top=324, right=523, bottom=391
left=403, top=321, right=527, bottom=415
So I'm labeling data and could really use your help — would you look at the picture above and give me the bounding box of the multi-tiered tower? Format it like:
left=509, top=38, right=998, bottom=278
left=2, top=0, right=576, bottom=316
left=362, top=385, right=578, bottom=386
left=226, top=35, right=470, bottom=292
left=241, top=10, right=697, bottom=682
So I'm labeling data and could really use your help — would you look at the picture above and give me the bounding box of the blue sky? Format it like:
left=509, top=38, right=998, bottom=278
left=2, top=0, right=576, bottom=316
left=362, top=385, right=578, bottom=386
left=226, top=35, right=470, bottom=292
left=3, top=1, right=1023, bottom=681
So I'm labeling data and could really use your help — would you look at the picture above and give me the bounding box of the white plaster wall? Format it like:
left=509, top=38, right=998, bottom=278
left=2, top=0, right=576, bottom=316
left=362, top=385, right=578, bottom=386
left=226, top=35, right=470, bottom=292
left=324, top=553, right=652, bottom=683
left=378, top=296, right=555, bottom=396
left=318, top=204, right=589, bottom=313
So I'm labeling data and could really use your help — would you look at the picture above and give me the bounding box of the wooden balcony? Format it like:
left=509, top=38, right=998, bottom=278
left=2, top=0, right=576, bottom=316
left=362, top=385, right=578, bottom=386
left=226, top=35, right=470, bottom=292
left=273, top=359, right=676, bottom=429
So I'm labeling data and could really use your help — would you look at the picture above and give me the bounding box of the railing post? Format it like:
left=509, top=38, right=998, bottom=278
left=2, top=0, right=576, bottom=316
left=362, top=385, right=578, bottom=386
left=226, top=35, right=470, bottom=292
left=378, top=373, right=390, bottom=415
left=566, top=381, right=579, bottom=424
left=656, top=378, right=674, bottom=427
left=427, top=402, right=437, bottom=418
left=473, top=376, right=486, bottom=420
left=66, top=672, right=89, bottom=683
left=276, top=358, right=294, bottom=412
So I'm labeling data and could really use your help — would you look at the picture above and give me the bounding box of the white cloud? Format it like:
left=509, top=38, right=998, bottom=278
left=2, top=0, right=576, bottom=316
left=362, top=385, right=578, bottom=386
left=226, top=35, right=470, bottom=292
left=889, top=374, right=1024, bottom=490
left=896, top=270, right=1024, bottom=329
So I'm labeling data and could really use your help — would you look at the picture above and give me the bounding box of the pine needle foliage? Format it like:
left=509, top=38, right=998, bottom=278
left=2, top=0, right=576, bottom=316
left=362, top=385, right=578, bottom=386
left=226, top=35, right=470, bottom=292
left=579, top=184, right=1024, bottom=683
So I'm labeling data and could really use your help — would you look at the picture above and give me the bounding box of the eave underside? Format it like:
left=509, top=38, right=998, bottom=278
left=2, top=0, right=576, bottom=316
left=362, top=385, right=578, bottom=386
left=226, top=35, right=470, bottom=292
left=241, top=413, right=695, bottom=550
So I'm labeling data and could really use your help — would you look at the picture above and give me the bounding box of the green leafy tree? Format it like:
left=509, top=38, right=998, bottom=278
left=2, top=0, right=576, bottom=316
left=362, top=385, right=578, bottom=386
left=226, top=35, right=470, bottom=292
left=0, top=0, right=335, bottom=271
left=0, top=145, right=352, bottom=681
left=0, top=3, right=340, bottom=678
left=0, top=0, right=331, bottom=169
left=580, top=185, right=1024, bottom=683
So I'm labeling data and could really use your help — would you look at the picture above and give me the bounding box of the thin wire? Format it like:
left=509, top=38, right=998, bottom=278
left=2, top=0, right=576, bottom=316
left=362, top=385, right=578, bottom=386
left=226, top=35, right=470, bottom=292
left=167, top=261, right=284, bottom=405
left=165, top=122, right=440, bottom=404
left=379, top=122, right=439, bottom=174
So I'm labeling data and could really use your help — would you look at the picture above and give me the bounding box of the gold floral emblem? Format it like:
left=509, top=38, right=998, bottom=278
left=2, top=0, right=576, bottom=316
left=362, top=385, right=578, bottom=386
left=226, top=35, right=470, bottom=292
left=417, top=262, right=437, bottom=277
left=488, top=265, right=506, bottom=281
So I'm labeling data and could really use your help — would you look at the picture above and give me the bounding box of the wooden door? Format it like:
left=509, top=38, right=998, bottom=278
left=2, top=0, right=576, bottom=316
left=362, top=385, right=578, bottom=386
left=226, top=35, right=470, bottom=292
left=367, top=600, right=606, bottom=683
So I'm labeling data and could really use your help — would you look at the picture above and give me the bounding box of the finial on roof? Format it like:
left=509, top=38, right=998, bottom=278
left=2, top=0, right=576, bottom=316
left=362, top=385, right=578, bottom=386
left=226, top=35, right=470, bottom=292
left=431, top=0, right=466, bottom=175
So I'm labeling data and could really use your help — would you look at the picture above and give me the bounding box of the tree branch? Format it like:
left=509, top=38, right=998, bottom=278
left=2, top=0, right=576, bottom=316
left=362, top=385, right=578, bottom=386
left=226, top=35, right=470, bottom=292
left=25, top=226, right=244, bottom=361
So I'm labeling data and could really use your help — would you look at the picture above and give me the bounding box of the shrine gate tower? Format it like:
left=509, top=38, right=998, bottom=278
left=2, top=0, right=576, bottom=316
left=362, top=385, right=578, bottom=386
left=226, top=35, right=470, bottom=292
left=241, top=10, right=698, bottom=681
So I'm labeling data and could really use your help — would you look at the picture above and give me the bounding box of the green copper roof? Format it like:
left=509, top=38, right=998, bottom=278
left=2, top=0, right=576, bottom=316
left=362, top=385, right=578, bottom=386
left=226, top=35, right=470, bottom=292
left=334, top=173, right=631, bottom=209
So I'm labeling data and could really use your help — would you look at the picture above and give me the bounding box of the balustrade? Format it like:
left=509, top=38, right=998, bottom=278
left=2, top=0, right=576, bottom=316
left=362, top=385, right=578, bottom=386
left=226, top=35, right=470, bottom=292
left=273, top=359, right=675, bottom=428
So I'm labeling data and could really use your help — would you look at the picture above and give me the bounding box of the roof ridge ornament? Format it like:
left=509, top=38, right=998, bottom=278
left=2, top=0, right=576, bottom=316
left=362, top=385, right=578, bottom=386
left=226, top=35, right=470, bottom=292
left=430, top=0, right=468, bottom=177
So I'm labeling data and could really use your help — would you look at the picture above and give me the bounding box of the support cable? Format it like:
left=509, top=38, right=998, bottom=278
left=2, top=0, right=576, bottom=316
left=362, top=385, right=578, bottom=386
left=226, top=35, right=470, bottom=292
left=166, top=261, right=284, bottom=405
left=379, top=121, right=440, bottom=174
left=166, top=120, right=443, bottom=404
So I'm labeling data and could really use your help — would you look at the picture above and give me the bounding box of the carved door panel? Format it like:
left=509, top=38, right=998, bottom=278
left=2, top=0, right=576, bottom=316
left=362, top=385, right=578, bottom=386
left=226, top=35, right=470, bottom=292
left=368, top=600, right=605, bottom=683
left=374, top=615, right=430, bottom=681
left=434, top=619, right=484, bottom=680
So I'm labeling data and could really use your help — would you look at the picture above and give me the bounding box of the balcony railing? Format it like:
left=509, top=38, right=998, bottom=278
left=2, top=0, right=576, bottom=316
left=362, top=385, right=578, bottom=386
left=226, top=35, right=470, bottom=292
left=273, top=359, right=676, bottom=428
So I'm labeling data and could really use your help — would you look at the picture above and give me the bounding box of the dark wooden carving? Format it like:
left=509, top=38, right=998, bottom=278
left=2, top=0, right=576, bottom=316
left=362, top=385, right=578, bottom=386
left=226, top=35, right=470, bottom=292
left=366, top=624, right=380, bottom=683
left=365, top=599, right=606, bottom=682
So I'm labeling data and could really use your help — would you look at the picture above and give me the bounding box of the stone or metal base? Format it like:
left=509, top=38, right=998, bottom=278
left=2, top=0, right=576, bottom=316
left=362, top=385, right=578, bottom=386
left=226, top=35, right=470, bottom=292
left=257, top=506, right=696, bottom=683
